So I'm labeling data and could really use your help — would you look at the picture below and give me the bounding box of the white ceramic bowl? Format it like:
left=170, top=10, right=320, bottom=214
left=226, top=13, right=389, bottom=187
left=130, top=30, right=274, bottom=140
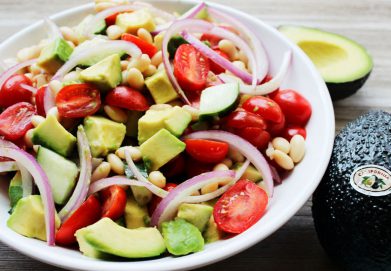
left=0, top=1, right=335, bottom=270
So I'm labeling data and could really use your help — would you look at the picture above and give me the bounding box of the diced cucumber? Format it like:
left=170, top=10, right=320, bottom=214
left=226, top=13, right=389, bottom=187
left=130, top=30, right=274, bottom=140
left=199, top=83, right=239, bottom=119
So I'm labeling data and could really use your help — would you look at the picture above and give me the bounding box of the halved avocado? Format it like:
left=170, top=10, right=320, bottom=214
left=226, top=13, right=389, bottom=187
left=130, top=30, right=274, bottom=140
left=279, top=25, right=373, bottom=100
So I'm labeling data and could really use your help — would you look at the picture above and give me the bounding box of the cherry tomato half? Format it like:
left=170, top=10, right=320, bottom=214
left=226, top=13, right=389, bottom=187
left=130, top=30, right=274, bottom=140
left=55, top=195, right=101, bottom=246
left=105, top=12, right=119, bottom=26
left=242, top=96, right=284, bottom=124
left=282, top=125, right=307, bottom=141
left=185, top=139, right=229, bottom=164
left=209, top=49, right=229, bottom=74
left=0, top=102, right=35, bottom=141
left=237, top=127, right=270, bottom=150
left=174, top=44, right=210, bottom=93
left=270, top=89, right=312, bottom=126
left=224, top=111, right=267, bottom=130
left=149, top=183, right=177, bottom=215
left=213, top=179, right=268, bottom=234
left=101, top=185, right=127, bottom=221
left=105, top=86, right=149, bottom=111
left=56, top=83, right=101, bottom=118
left=35, top=86, right=46, bottom=117
left=0, top=74, right=33, bottom=108
left=122, top=33, right=157, bottom=58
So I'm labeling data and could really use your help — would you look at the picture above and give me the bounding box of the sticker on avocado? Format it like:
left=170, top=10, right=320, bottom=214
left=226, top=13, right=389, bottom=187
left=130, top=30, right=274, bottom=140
left=350, top=165, right=391, bottom=196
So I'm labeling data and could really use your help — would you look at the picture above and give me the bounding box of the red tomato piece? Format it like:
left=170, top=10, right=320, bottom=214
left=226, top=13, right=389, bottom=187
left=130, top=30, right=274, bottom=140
left=242, top=96, right=284, bottom=124
left=105, top=12, right=119, bottom=26
left=161, top=154, right=185, bottom=178
left=238, top=127, right=270, bottom=150
left=149, top=183, right=177, bottom=215
left=101, top=185, right=127, bottom=221
left=35, top=86, right=46, bottom=117
left=268, top=114, right=285, bottom=137
left=0, top=74, right=33, bottom=108
left=174, top=44, right=210, bottom=93
left=185, top=139, right=229, bottom=164
left=200, top=33, right=222, bottom=48
left=282, top=125, right=307, bottom=141
left=185, top=157, right=214, bottom=178
left=270, top=89, right=312, bottom=126
left=213, top=179, right=268, bottom=234
left=209, top=49, right=229, bottom=74
left=56, top=83, right=101, bottom=118
left=55, top=195, right=102, bottom=246
left=105, top=86, right=149, bottom=111
left=224, top=111, right=268, bottom=131
left=122, top=33, right=157, bottom=58
left=0, top=102, right=35, bottom=141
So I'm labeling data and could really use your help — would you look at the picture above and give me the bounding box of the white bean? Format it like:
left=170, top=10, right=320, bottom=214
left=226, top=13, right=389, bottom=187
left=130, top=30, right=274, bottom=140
left=151, top=51, right=163, bottom=67
left=213, top=163, right=229, bottom=172
left=107, top=153, right=125, bottom=175
left=182, top=105, right=199, bottom=121
left=148, top=171, right=166, bottom=188
left=265, top=142, right=275, bottom=159
left=60, top=26, right=79, bottom=45
left=201, top=182, right=219, bottom=195
left=116, top=146, right=142, bottom=161
left=289, top=135, right=306, bottom=163
left=126, top=68, right=144, bottom=90
left=91, top=162, right=111, bottom=183
left=272, top=137, right=291, bottom=154
left=154, top=32, right=165, bottom=50
left=128, top=54, right=151, bottom=73
left=31, top=115, right=45, bottom=127
left=106, top=25, right=124, bottom=40
left=24, top=129, right=34, bottom=148
left=137, top=28, right=153, bottom=44
left=218, top=39, right=238, bottom=61
left=273, top=150, right=294, bottom=170
left=104, top=105, right=128, bottom=123
left=143, top=64, right=157, bottom=77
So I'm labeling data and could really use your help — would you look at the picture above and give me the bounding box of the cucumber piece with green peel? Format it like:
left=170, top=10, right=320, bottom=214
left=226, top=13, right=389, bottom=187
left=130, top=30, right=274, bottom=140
left=199, top=83, right=239, bottom=119
left=279, top=25, right=373, bottom=100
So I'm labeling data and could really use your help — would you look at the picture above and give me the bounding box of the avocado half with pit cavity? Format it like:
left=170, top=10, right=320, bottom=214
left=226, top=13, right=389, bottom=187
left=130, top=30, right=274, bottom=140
left=279, top=25, right=373, bottom=100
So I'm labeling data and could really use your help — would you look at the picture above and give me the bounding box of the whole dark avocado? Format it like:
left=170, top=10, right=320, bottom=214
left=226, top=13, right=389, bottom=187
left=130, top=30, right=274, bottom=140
left=312, top=111, right=391, bottom=271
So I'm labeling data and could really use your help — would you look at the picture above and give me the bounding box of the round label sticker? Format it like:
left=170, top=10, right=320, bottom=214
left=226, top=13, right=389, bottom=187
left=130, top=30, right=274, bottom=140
left=350, top=165, right=391, bottom=196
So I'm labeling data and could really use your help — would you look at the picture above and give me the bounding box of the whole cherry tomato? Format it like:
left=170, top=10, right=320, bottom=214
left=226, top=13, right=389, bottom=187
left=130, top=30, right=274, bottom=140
left=242, top=96, right=284, bottom=124
left=270, top=89, right=312, bottom=126
left=105, top=86, right=149, bottom=111
left=237, top=127, right=270, bottom=150
left=282, top=125, right=307, bottom=141
left=0, top=102, right=35, bottom=141
left=0, top=74, right=33, bottom=108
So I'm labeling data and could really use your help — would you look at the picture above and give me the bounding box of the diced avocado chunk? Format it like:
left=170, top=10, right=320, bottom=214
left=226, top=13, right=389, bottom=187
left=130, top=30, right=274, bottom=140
left=80, top=54, right=122, bottom=92
left=233, top=163, right=263, bottom=182
left=124, top=196, right=150, bottom=229
left=203, top=216, right=224, bottom=243
left=32, top=114, right=77, bottom=157
left=75, top=227, right=111, bottom=260
left=145, top=70, right=179, bottom=104
left=84, top=116, right=126, bottom=157
left=138, top=106, right=191, bottom=144
left=177, top=203, right=213, bottom=232
left=116, top=9, right=156, bottom=34
left=140, top=129, right=186, bottom=171
left=38, top=38, right=73, bottom=74
left=162, top=218, right=204, bottom=256
left=194, top=6, right=210, bottom=20
left=130, top=186, right=153, bottom=206
left=36, top=147, right=79, bottom=205
left=7, top=195, right=60, bottom=241
left=8, top=172, right=23, bottom=211
left=82, top=218, right=166, bottom=258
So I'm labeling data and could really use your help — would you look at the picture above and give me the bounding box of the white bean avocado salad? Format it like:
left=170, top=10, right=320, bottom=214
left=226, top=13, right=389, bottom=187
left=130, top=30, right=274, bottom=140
left=0, top=0, right=312, bottom=259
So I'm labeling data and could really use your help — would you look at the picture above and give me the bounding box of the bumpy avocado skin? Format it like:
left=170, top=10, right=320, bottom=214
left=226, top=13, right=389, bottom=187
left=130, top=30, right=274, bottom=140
left=327, top=72, right=371, bottom=101
left=312, top=111, right=391, bottom=270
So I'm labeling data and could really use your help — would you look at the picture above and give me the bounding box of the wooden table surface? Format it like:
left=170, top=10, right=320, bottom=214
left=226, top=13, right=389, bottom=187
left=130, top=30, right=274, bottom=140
left=0, top=0, right=390, bottom=270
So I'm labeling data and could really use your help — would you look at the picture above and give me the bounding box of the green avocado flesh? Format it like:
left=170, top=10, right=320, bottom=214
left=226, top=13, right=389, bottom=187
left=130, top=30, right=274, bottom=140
left=312, top=111, right=391, bottom=270
left=279, top=25, right=373, bottom=84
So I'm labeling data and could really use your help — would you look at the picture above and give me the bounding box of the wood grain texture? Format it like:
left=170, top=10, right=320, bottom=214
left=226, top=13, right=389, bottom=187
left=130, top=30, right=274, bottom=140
left=0, top=0, right=389, bottom=270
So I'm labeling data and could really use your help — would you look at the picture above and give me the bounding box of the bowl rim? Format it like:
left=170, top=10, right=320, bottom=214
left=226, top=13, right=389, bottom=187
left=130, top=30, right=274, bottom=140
left=0, top=1, right=335, bottom=270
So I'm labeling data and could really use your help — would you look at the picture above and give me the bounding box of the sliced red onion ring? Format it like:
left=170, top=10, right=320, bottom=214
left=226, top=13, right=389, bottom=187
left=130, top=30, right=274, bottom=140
left=270, top=164, right=282, bottom=184
left=53, top=40, right=141, bottom=80
left=184, top=131, right=274, bottom=196
left=0, top=59, right=37, bottom=90
left=151, top=170, right=235, bottom=226
left=88, top=176, right=164, bottom=196
left=0, top=161, right=18, bottom=172
left=208, top=8, right=269, bottom=82
left=0, top=141, right=55, bottom=245
left=162, top=19, right=257, bottom=103
left=184, top=159, right=250, bottom=204
left=218, top=50, right=292, bottom=96
left=85, top=3, right=175, bottom=39
left=124, top=149, right=168, bottom=198
left=43, top=85, right=56, bottom=115
left=152, top=2, right=207, bottom=35
left=20, top=83, right=37, bottom=95
left=58, top=126, right=92, bottom=222
left=182, top=30, right=255, bottom=86
left=44, top=18, right=63, bottom=40
left=16, top=162, right=33, bottom=197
